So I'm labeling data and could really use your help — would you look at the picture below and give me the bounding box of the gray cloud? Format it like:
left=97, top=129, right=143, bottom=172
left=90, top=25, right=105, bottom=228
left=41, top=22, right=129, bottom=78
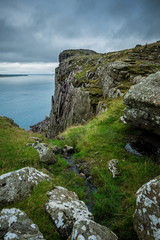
left=0, top=0, right=160, bottom=63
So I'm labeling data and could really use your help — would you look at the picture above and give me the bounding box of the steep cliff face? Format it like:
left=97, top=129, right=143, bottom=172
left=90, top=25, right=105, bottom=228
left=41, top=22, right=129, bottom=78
left=47, top=42, right=160, bottom=138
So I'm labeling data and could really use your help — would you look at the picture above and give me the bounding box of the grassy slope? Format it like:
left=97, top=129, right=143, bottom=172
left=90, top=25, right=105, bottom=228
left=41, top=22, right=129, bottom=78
left=48, top=98, right=160, bottom=240
left=0, top=99, right=160, bottom=239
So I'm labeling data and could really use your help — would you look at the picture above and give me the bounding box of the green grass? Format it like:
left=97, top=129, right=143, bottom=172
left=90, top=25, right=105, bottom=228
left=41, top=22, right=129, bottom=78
left=0, top=116, right=87, bottom=239
left=49, top=98, right=160, bottom=239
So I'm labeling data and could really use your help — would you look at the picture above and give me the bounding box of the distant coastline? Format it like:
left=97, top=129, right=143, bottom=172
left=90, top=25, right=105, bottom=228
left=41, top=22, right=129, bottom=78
left=0, top=74, right=28, bottom=78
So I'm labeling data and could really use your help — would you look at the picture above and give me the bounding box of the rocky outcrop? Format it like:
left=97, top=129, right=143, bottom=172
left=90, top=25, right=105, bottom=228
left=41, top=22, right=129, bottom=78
left=48, top=51, right=132, bottom=138
left=0, top=167, right=50, bottom=204
left=123, top=72, right=160, bottom=135
left=69, top=219, right=118, bottom=240
left=98, top=61, right=130, bottom=98
left=45, top=186, right=118, bottom=239
left=0, top=208, right=45, bottom=240
left=133, top=176, right=160, bottom=240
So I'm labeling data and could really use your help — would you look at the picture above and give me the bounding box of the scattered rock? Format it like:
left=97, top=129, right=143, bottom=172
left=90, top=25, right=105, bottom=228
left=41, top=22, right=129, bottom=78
left=131, top=75, right=145, bottom=84
left=108, top=159, right=121, bottom=178
left=52, top=145, right=62, bottom=154
left=133, top=176, right=160, bottom=240
left=96, top=101, right=108, bottom=115
left=108, top=88, right=123, bottom=98
left=45, top=186, right=93, bottom=238
left=123, top=72, right=160, bottom=135
left=34, top=143, right=57, bottom=164
left=0, top=167, right=51, bottom=204
left=69, top=219, right=118, bottom=240
left=0, top=208, right=45, bottom=240
left=63, top=145, right=74, bottom=155
left=120, top=116, right=127, bottom=124
left=26, top=143, right=35, bottom=147
left=56, top=135, right=65, bottom=140
left=29, top=137, right=42, bottom=142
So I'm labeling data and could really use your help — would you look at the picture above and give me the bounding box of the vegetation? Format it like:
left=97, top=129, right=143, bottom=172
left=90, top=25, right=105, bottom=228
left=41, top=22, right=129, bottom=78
left=1, top=41, right=160, bottom=239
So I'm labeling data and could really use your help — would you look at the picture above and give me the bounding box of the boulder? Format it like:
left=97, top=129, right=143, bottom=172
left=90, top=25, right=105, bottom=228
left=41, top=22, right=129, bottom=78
left=69, top=219, right=118, bottom=240
left=108, top=159, right=121, bottom=178
left=0, top=208, right=44, bottom=240
left=123, top=72, right=160, bottom=135
left=34, top=142, right=57, bottom=164
left=63, top=145, right=74, bottom=155
left=0, top=167, right=50, bottom=204
left=45, top=186, right=93, bottom=238
left=52, top=145, right=62, bottom=154
left=133, top=176, right=160, bottom=240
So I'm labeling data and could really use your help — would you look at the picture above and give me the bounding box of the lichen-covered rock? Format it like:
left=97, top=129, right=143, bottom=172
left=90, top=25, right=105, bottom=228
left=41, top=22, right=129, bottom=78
left=133, top=176, right=160, bottom=240
left=108, top=159, right=121, bottom=178
left=52, top=145, right=62, bottom=154
left=0, top=167, right=50, bottom=204
left=34, top=142, right=57, bottom=164
left=45, top=186, right=93, bottom=238
left=98, top=61, right=131, bottom=98
left=69, top=219, right=118, bottom=240
left=123, top=72, right=160, bottom=135
left=0, top=208, right=44, bottom=240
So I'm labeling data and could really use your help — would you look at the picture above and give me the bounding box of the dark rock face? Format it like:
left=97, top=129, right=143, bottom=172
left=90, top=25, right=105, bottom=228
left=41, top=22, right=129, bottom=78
left=133, top=176, right=160, bottom=240
left=0, top=167, right=50, bottom=204
left=48, top=66, right=94, bottom=138
left=30, top=116, right=50, bottom=135
left=0, top=208, right=45, bottom=240
left=123, top=72, right=160, bottom=135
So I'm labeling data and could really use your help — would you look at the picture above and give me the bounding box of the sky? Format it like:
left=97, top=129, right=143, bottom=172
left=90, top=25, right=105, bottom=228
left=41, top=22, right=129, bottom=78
left=0, top=0, right=160, bottom=74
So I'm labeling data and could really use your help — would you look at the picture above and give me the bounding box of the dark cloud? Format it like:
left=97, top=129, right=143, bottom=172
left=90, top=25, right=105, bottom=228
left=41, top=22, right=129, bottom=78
left=0, top=0, right=160, bottom=63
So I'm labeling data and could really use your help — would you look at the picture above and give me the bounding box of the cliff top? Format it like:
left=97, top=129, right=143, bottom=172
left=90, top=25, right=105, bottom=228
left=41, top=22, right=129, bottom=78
left=59, top=49, right=97, bottom=62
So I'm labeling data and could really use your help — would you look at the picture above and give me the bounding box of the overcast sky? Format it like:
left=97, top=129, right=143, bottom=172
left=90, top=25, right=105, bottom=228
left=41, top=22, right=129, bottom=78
left=0, top=0, right=160, bottom=73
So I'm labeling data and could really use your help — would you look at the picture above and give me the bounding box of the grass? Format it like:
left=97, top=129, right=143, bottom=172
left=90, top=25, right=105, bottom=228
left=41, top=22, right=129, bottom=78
left=0, top=116, right=88, bottom=239
left=48, top=97, right=160, bottom=239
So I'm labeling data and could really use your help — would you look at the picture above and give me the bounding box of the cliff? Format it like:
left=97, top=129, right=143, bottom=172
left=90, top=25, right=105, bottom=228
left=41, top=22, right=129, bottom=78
left=47, top=42, right=160, bottom=138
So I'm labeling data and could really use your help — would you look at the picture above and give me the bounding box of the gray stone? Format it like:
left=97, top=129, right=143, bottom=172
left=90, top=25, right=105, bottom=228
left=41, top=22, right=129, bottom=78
left=63, top=145, right=74, bottom=155
left=69, top=219, right=118, bottom=240
left=0, top=167, right=51, bottom=204
left=131, top=75, right=145, bottom=84
left=108, top=88, right=123, bottom=98
left=45, top=186, right=93, bottom=238
left=108, top=159, right=121, bottom=178
left=123, top=72, right=160, bottom=135
left=133, top=176, right=160, bottom=240
left=29, top=137, right=42, bottom=142
left=0, top=208, right=44, bottom=240
left=96, top=102, right=108, bottom=115
left=52, top=145, right=62, bottom=154
left=34, top=143, right=57, bottom=164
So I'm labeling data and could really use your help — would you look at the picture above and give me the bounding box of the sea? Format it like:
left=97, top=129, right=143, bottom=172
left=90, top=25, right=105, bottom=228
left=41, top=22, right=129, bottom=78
left=0, top=74, right=54, bottom=129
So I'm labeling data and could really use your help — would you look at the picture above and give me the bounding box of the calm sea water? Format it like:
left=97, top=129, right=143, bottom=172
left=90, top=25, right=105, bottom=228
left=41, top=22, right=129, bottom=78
left=0, top=74, right=54, bottom=129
